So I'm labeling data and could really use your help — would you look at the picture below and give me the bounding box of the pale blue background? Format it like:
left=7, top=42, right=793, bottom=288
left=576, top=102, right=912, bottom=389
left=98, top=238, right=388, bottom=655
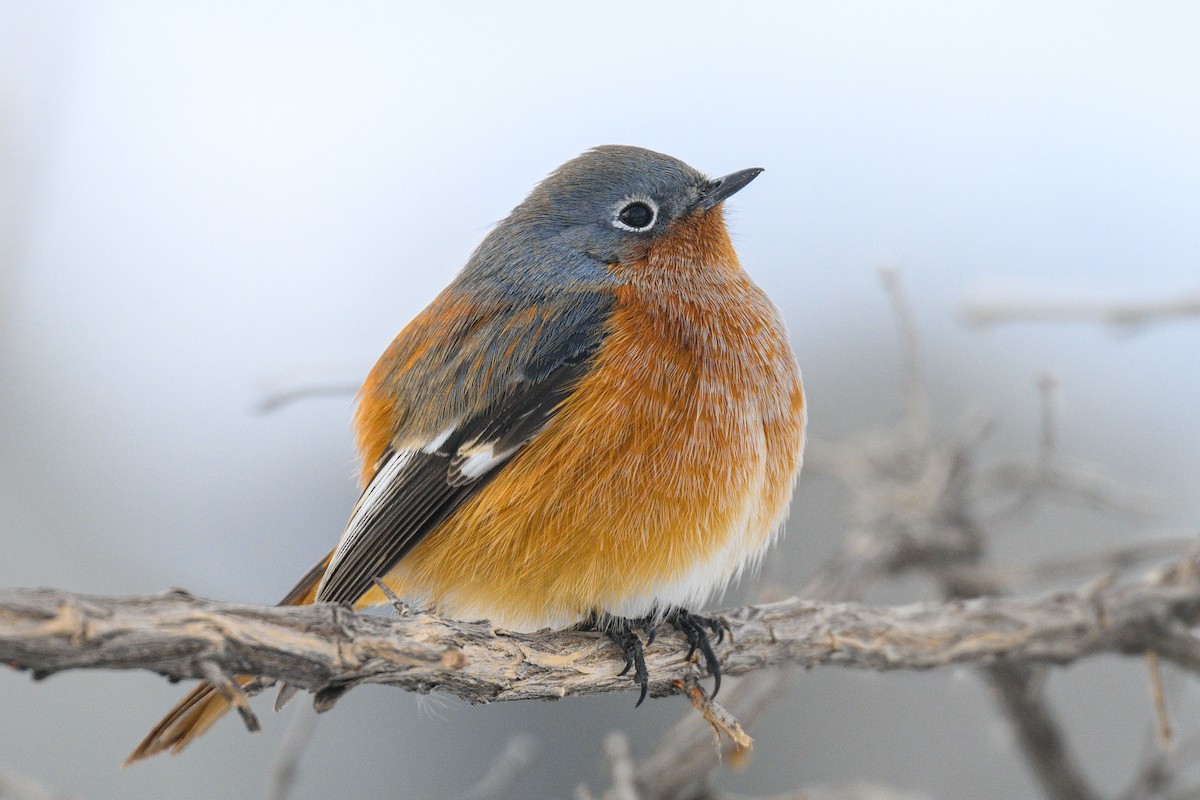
left=2, top=2, right=1199, bottom=798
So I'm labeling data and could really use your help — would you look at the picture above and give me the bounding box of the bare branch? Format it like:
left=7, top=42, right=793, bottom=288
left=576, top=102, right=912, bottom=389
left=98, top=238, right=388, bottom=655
left=878, top=266, right=930, bottom=442
left=722, top=785, right=933, bottom=800
left=266, top=705, right=319, bottom=800
left=202, top=659, right=261, bottom=733
left=0, top=769, right=79, bottom=800
left=829, top=270, right=1109, bottom=800
left=1119, top=733, right=1200, bottom=800
left=979, top=458, right=1159, bottom=519
left=455, top=733, right=538, bottom=800
left=603, top=733, right=640, bottom=800
left=251, top=364, right=361, bottom=414
left=1145, top=650, right=1173, bottom=749
left=961, top=288, right=1200, bottom=330
left=634, top=670, right=790, bottom=800
left=254, top=382, right=360, bottom=414
left=943, top=537, right=1191, bottom=590
left=2, top=572, right=1200, bottom=711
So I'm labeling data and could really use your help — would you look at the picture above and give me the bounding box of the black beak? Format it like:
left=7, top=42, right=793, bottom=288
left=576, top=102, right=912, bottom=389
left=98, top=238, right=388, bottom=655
left=693, top=167, right=764, bottom=212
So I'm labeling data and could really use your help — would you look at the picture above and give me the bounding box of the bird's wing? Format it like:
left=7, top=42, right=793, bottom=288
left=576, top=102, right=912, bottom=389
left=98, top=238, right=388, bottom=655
left=315, top=289, right=613, bottom=606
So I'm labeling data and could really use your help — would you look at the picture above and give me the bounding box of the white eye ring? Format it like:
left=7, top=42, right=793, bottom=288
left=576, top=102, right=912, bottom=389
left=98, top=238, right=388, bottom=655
left=612, top=197, right=659, bottom=232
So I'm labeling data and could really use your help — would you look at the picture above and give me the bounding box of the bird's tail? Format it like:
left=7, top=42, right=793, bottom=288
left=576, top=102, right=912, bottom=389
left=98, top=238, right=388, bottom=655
left=124, top=552, right=333, bottom=765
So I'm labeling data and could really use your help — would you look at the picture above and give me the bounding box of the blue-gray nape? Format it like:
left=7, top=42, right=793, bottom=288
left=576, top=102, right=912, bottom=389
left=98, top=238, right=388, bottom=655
left=457, top=145, right=759, bottom=292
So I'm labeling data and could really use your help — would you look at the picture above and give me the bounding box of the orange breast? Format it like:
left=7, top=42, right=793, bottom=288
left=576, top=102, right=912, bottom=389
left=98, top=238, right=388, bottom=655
left=379, top=210, right=806, bottom=630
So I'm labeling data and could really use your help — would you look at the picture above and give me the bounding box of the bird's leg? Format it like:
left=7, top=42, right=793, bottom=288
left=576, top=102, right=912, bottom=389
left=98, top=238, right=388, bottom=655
left=579, top=612, right=655, bottom=706
left=664, top=608, right=729, bottom=698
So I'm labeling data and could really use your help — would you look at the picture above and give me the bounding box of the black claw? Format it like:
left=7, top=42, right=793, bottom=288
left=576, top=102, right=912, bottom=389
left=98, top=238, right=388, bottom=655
left=584, top=614, right=651, bottom=706
left=640, top=617, right=658, bottom=646
left=582, top=609, right=726, bottom=705
left=665, top=609, right=726, bottom=699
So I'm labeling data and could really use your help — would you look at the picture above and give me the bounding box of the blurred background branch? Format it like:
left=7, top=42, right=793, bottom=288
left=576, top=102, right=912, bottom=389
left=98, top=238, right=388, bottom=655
left=961, top=288, right=1200, bottom=331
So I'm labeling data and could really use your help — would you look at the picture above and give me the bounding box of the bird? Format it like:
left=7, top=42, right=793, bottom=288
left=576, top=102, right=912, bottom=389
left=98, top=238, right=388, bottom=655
left=126, top=145, right=806, bottom=763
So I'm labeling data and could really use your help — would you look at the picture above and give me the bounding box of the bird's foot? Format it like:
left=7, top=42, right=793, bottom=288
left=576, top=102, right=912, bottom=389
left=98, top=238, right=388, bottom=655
left=580, top=613, right=655, bottom=706
left=664, top=608, right=729, bottom=698
left=583, top=608, right=728, bottom=705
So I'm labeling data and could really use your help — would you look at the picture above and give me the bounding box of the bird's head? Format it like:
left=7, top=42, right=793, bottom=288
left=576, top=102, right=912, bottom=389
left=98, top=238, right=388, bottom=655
left=512, top=145, right=762, bottom=269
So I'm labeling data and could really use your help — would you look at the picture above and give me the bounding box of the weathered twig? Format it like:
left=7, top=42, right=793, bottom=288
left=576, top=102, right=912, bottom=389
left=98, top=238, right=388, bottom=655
left=723, top=785, right=932, bottom=800
left=0, top=769, right=79, bottom=800
left=1144, top=650, right=1173, bottom=749
left=632, top=670, right=790, bottom=800
left=2, top=574, right=1200, bottom=710
left=266, top=705, right=319, bottom=800
left=942, top=537, right=1191, bottom=590
left=252, top=364, right=360, bottom=414
left=1118, top=733, right=1200, bottom=800
left=816, top=271, right=1119, bottom=800
left=878, top=266, right=930, bottom=443
left=961, top=288, right=1200, bottom=330
left=603, top=733, right=639, bottom=800
left=455, top=733, right=539, bottom=800
left=255, top=382, right=360, bottom=414
left=979, top=457, right=1159, bottom=520
left=673, top=676, right=753, bottom=755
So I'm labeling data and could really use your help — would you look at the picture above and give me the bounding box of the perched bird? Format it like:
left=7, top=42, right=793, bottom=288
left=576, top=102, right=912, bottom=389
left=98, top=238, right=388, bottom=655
left=127, top=145, right=806, bottom=763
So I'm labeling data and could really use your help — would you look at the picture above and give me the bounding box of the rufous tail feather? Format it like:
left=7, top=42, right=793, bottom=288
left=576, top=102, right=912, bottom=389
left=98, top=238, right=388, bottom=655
left=124, top=551, right=333, bottom=765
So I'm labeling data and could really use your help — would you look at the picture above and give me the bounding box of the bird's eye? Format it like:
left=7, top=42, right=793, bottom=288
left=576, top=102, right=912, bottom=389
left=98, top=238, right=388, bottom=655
left=614, top=200, right=657, bottom=232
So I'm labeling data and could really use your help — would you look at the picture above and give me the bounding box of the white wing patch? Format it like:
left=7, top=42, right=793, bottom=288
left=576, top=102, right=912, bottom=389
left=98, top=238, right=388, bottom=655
left=421, top=425, right=456, bottom=454
left=455, top=446, right=512, bottom=480
left=318, top=428, right=524, bottom=599
left=317, top=448, right=414, bottom=599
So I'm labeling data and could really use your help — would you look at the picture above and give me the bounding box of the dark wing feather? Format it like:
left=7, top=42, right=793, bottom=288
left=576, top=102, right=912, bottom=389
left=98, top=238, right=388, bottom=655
left=315, top=346, right=598, bottom=606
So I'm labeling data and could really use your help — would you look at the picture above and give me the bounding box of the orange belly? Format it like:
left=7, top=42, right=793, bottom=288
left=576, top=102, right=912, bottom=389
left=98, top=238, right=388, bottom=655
left=376, top=265, right=806, bottom=631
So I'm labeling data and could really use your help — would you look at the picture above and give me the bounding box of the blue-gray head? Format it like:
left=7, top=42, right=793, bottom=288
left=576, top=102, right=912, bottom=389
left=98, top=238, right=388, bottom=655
left=512, top=145, right=762, bottom=265
left=460, top=147, right=762, bottom=291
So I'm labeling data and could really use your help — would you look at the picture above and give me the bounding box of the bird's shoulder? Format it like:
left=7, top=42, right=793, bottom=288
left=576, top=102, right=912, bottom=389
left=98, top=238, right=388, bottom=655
left=354, top=275, right=616, bottom=481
